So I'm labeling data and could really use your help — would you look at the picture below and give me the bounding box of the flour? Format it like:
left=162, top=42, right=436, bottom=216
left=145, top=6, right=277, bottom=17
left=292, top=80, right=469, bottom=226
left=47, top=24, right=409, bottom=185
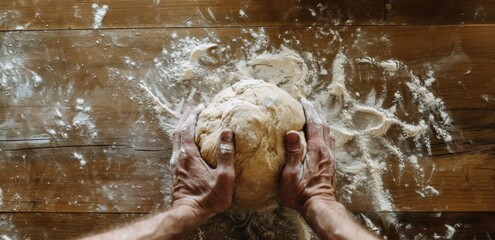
left=327, top=50, right=454, bottom=224
left=444, top=224, right=456, bottom=239
left=0, top=235, right=12, bottom=240
left=73, top=152, right=87, bottom=167
left=378, top=60, right=400, bottom=76
left=417, top=185, right=440, bottom=197
left=0, top=188, right=3, bottom=207
left=117, top=28, right=454, bottom=231
left=434, top=224, right=456, bottom=239
left=72, top=98, right=98, bottom=138
left=239, top=10, right=247, bottom=19
left=360, top=213, right=381, bottom=235
left=357, top=57, right=401, bottom=77
left=481, top=94, right=494, bottom=103
left=92, top=3, right=109, bottom=29
left=0, top=33, right=43, bottom=102
left=0, top=215, right=18, bottom=240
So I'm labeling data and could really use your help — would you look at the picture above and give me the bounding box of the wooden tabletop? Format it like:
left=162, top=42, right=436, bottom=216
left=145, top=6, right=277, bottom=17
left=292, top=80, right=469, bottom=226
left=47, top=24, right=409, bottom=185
left=1, top=1, right=494, bottom=239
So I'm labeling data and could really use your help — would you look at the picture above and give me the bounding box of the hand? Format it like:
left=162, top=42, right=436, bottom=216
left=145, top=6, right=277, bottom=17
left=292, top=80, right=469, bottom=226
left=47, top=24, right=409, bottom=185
left=280, top=98, right=337, bottom=215
left=170, top=105, right=236, bottom=219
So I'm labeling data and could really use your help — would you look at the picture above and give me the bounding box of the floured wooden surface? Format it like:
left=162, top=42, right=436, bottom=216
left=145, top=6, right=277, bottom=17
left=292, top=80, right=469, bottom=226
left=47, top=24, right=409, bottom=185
left=1, top=1, right=495, bottom=239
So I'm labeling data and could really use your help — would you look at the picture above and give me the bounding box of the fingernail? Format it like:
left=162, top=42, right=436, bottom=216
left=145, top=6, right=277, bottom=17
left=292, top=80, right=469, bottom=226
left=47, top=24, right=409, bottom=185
left=197, top=103, right=205, bottom=111
left=221, top=130, right=233, bottom=142
left=286, top=131, right=299, bottom=143
left=301, top=97, right=309, bottom=104
left=315, top=102, right=322, bottom=110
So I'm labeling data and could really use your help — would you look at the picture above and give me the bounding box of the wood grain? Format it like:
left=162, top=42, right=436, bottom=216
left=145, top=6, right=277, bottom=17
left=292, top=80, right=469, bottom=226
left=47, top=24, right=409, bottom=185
left=0, top=212, right=493, bottom=239
left=1, top=0, right=495, bottom=233
left=0, top=0, right=494, bottom=31
left=1, top=26, right=494, bottom=216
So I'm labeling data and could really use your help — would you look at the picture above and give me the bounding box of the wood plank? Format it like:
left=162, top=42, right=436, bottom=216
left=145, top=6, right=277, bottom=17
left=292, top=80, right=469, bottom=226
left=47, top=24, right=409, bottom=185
left=385, top=0, right=495, bottom=25
left=1, top=26, right=494, bottom=213
left=0, top=212, right=146, bottom=239
left=0, top=146, right=171, bottom=213
left=0, top=212, right=493, bottom=239
left=1, top=0, right=494, bottom=31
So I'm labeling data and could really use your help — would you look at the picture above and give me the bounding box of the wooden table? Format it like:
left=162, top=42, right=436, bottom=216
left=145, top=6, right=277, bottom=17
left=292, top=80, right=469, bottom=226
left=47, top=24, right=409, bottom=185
left=1, top=1, right=494, bottom=239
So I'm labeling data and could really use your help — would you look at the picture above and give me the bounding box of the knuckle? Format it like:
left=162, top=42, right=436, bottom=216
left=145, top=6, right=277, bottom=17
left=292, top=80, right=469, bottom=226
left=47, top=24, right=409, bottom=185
left=322, top=124, right=330, bottom=133
left=219, top=143, right=234, bottom=155
left=180, top=147, right=193, bottom=158
left=282, top=168, right=297, bottom=179
left=218, top=170, right=235, bottom=181
left=181, top=126, right=188, bottom=134
left=287, top=145, right=302, bottom=154
left=308, top=140, right=325, bottom=151
left=307, top=118, right=321, bottom=126
left=173, top=129, right=181, bottom=139
left=329, top=132, right=336, bottom=140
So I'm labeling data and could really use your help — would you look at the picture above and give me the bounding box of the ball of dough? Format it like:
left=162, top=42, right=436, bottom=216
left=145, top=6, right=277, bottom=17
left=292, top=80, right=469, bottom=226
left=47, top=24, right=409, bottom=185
left=195, top=79, right=306, bottom=210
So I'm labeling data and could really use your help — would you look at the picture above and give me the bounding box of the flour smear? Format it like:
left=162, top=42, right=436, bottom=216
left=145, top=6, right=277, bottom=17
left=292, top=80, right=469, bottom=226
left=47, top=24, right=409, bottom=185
left=121, top=28, right=455, bottom=231
left=92, top=3, right=109, bottom=29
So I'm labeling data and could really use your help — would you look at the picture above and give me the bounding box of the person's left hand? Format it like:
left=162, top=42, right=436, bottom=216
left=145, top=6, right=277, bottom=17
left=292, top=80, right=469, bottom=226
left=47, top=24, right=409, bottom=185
left=170, top=105, right=236, bottom=220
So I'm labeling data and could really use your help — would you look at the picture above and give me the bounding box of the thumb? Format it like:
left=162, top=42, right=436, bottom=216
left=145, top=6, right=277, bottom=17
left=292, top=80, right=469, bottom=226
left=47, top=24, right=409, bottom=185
left=285, top=131, right=304, bottom=170
left=216, top=129, right=235, bottom=172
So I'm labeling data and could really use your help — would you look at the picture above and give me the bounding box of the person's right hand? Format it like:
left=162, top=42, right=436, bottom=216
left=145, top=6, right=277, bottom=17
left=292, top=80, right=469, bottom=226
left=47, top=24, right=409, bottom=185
left=280, top=98, right=337, bottom=215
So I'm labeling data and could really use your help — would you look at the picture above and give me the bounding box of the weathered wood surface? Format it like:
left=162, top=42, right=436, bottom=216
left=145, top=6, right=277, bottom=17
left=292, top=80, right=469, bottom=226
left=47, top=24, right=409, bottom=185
left=1, top=1, right=495, bottom=236
left=0, top=212, right=494, bottom=239
left=0, top=0, right=494, bottom=30
left=1, top=26, right=494, bottom=215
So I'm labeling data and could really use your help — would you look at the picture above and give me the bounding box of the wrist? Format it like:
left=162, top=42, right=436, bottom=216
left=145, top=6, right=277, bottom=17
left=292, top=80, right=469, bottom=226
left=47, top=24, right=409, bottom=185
left=154, top=205, right=212, bottom=240
left=170, top=203, right=214, bottom=223
left=301, top=197, right=341, bottom=220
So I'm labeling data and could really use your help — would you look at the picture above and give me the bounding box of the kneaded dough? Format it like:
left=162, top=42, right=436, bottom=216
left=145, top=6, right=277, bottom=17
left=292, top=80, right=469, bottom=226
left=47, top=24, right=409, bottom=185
left=195, top=79, right=306, bottom=210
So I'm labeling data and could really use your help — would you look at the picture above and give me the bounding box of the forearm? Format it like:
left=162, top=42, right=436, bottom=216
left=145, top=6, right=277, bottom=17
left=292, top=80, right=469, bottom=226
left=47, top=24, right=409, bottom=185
left=302, top=200, right=380, bottom=240
left=82, top=206, right=209, bottom=240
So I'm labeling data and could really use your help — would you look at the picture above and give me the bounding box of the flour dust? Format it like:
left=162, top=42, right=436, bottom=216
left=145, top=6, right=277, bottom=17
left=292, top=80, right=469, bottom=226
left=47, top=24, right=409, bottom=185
left=0, top=26, right=457, bottom=237
left=92, top=3, right=109, bottom=29
left=119, top=28, right=455, bottom=232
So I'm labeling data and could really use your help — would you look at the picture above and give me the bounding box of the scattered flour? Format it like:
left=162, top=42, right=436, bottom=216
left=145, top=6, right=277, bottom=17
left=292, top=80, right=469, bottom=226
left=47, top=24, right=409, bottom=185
left=481, top=94, right=494, bottom=102
left=0, top=26, right=456, bottom=237
left=0, top=235, right=12, bottom=240
left=0, top=215, right=19, bottom=240
left=239, top=9, right=247, bottom=19
left=360, top=213, right=381, bottom=235
left=444, top=224, right=456, bottom=239
left=379, top=59, right=400, bottom=76
left=72, top=98, right=98, bottom=138
left=0, top=188, right=3, bottom=207
left=358, top=57, right=401, bottom=77
left=119, top=29, right=455, bottom=229
left=45, top=102, right=71, bottom=139
left=0, top=33, right=43, bottom=102
left=434, top=224, right=456, bottom=239
left=417, top=185, right=440, bottom=197
left=73, top=152, right=87, bottom=167
left=92, top=3, right=109, bottom=29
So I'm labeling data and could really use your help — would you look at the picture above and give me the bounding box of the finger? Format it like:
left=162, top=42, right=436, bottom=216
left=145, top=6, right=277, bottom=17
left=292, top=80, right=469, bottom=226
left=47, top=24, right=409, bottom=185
left=181, top=104, right=204, bottom=157
left=314, top=103, right=332, bottom=147
left=284, top=131, right=304, bottom=172
left=216, top=129, right=235, bottom=174
left=301, top=98, right=324, bottom=149
left=173, top=107, right=192, bottom=149
left=171, top=107, right=192, bottom=167
left=314, top=103, right=336, bottom=161
left=328, top=132, right=336, bottom=160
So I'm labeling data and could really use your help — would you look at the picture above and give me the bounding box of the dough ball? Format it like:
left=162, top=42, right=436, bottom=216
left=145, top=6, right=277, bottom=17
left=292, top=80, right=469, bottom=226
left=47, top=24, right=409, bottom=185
left=195, top=79, right=306, bottom=210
